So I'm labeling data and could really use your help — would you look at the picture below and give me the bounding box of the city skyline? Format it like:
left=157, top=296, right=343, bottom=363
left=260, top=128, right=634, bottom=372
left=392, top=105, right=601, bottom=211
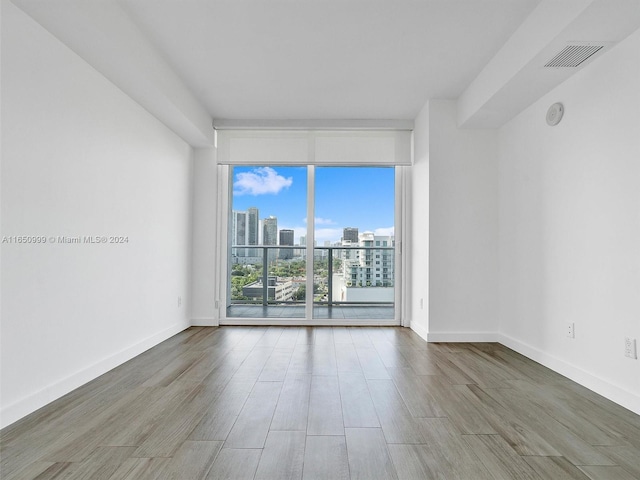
left=232, top=166, right=395, bottom=244
left=232, top=209, right=391, bottom=247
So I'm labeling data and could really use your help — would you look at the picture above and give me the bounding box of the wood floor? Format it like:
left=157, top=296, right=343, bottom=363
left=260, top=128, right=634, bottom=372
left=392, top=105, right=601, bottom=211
left=2, top=327, right=640, bottom=480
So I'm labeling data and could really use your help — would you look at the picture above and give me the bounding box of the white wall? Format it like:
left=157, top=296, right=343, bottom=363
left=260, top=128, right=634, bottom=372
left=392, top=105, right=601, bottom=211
left=498, top=29, right=640, bottom=413
left=1, top=2, right=193, bottom=427
left=191, top=148, right=219, bottom=325
left=426, top=100, right=499, bottom=341
left=409, top=102, right=430, bottom=339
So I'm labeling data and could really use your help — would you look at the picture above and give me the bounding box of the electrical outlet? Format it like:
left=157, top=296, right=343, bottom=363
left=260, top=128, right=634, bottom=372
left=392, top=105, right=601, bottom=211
left=625, top=337, right=637, bottom=359
left=178, top=296, right=182, bottom=307
left=420, top=298, right=424, bottom=309
left=567, top=322, right=575, bottom=338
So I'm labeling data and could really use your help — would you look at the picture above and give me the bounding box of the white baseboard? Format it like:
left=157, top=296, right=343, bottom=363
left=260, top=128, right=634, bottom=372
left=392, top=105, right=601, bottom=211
left=409, top=320, right=430, bottom=342
left=407, top=326, right=639, bottom=415
left=191, top=317, right=219, bottom=326
left=0, top=320, right=190, bottom=429
left=426, top=331, right=500, bottom=343
left=498, top=333, right=640, bottom=416
left=409, top=321, right=501, bottom=343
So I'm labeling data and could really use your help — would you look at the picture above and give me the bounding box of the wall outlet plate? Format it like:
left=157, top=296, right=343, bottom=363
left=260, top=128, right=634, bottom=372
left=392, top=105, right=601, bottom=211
left=624, top=337, right=637, bottom=359
left=567, top=322, right=575, bottom=338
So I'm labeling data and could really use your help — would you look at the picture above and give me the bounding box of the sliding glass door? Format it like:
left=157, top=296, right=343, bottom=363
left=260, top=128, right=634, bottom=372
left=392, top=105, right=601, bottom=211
left=312, top=167, right=395, bottom=320
left=225, top=165, right=398, bottom=324
left=228, top=166, right=307, bottom=319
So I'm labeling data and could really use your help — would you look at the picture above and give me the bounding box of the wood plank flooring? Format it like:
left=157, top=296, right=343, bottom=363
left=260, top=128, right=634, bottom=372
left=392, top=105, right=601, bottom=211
left=1, top=326, right=640, bottom=480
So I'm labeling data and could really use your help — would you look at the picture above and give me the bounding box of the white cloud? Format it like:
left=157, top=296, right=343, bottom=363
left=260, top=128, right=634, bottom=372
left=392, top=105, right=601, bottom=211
left=374, top=227, right=395, bottom=237
left=303, top=217, right=335, bottom=225
left=314, top=228, right=343, bottom=244
left=233, top=167, right=293, bottom=196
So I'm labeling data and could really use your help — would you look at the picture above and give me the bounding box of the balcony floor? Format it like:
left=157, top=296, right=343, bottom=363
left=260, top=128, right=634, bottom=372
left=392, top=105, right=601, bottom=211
left=226, top=304, right=395, bottom=320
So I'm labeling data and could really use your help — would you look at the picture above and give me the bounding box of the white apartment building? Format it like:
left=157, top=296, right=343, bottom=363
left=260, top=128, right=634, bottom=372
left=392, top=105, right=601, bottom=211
left=334, top=232, right=395, bottom=303
left=341, top=232, right=394, bottom=287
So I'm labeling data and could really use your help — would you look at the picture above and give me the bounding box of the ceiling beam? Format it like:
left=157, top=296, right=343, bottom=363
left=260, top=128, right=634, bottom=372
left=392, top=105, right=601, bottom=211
left=12, top=0, right=215, bottom=147
left=458, top=0, right=640, bottom=128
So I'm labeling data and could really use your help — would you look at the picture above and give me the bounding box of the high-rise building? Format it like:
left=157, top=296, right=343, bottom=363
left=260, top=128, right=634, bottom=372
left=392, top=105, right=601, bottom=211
left=247, top=207, right=259, bottom=257
left=296, top=235, right=306, bottom=257
left=343, top=227, right=359, bottom=243
left=340, top=231, right=394, bottom=294
left=263, top=216, right=277, bottom=245
left=263, top=216, right=278, bottom=262
left=231, top=210, right=247, bottom=257
left=279, top=229, right=294, bottom=259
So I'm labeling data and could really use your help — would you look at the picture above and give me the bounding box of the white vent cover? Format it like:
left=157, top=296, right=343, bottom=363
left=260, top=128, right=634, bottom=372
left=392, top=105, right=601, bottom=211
left=544, top=44, right=604, bottom=68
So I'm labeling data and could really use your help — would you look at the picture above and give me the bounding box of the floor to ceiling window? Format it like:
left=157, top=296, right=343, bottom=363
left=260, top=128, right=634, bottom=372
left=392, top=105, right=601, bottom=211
left=312, top=166, right=395, bottom=320
left=214, top=127, right=411, bottom=326
left=228, top=165, right=307, bottom=320
left=225, top=165, right=397, bottom=324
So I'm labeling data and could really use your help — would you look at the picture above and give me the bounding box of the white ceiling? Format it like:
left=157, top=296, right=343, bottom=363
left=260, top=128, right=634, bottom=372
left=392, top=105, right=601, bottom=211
left=10, top=0, right=640, bottom=145
left=118, top=0, right=540, bottom=120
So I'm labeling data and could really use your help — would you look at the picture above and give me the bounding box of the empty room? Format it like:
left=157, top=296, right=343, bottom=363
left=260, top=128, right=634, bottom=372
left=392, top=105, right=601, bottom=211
left=1, top=0, right=639, bottom=479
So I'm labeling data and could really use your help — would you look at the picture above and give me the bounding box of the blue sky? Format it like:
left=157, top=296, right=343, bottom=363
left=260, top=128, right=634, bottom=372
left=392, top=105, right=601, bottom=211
left=232, top=166, right=395, bottom=244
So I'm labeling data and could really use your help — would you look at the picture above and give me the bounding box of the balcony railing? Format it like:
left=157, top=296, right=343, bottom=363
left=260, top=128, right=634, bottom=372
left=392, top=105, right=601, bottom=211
left=230, top=245, right=394, bottom=307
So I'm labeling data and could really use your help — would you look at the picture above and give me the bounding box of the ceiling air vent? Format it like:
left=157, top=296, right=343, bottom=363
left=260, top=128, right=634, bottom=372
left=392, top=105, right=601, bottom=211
left=544, top=44, right=605, bottom=68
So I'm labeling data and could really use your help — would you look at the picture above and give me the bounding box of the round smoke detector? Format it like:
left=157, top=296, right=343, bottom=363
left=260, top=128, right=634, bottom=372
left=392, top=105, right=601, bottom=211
left=546, top=102, right=564, bottom=126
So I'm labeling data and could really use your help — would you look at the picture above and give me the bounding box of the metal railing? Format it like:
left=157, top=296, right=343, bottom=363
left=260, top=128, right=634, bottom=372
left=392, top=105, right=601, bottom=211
left=230, top=245, right=394, bottom=307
